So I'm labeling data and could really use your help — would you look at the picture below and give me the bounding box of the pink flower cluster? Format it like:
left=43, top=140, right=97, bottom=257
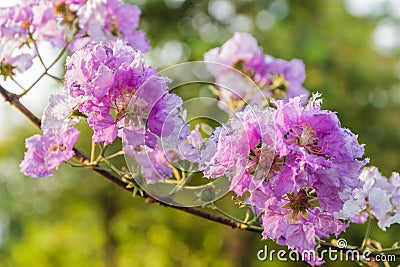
left=16, top=0, right=200, bottom=182
left=0, top=0, right=148, bottom=77
left=204, top=32, right=309, bottom=115
left=65, top=39, right=165, bottom=145
left=20, top=92, right=81, bottom=177
left=21, top=39, right=200, bottom=181
left=199, top=95, right=367, bottom=263
left=335, top=166, right=400, bottom=230
left=130, top=124, right=202, bottom=184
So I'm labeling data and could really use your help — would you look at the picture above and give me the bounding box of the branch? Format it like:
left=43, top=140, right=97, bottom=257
left=0, top=84, right=252, bottom=232
left=0, top=86, right=41, bottom=127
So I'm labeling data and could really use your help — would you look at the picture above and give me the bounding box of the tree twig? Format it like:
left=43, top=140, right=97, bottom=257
left=0, top=86, right=41, bottom=126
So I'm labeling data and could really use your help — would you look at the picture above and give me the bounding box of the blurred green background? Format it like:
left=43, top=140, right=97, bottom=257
left=1, top=0, right=400, bottom=266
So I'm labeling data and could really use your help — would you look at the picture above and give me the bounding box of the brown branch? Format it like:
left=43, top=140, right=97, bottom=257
left=0, top=84, right=253, bottom=233
left=0, top=87, right=41, bottom=127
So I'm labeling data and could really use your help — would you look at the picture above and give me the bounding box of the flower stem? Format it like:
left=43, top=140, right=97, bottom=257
left=106, top=151, right=125, bottom=160
left=90, top=141, right=96, bottom=163
left=361, top=215, right=372, bottom=250
left=18, top=37, right=72, bottom=98
left=10, top=77, right=26, bottom=92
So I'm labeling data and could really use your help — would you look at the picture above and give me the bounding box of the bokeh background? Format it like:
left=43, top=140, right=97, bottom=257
left=1, top=0, right=400, bottom=266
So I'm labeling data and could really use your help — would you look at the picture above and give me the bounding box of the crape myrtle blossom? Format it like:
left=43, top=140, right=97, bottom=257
left=128, top=124, right=202, bottom=184
left=335, top=166, right=400, bottom=231
left=0, top=46, right=34, bottom=79
left=272, top=94, right=367, bottom=209
left=65, top=40, right=169, bottom=145
left=41, top=92, right=83, bottom=135
left=249, top=187, right=347, bottom=265
left=121, top=92, right=187, bottom=151
left=76, top=0, right=149, bottom=52
left=20, top=92, right=82, bottom=178
left=0, top=5, right=35, bottom=78
left=0, top=0, right=148, bottom=78
left=64, top=39, right=198, bottom=184
left=122, top=88, right=202, bottom=184
left=199, top=105, right=276, bottom=195
left=0, top=0, right=82, bottom=54
left=20, top=37, right=187, bottom=179
left=204, top=32, right=309, bottom=115
left=200, top=94, right=367, bottom=262
left=19, top=128, right=80, bottom=178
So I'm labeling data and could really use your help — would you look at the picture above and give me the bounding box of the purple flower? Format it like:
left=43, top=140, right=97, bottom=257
left=133, top=146, right=174, bottom=184
left=87, top=112, right=118, bottom=145
left=0, top=4, right=32, bottom=37
left=0, top=4, right=35, bottom=77
left=272, top=94, right=366, bottom=207
left=199, top=105, right=276, bottom=195
left=20, top=128, right=80, bottom=178
left=336, top=167, right=400, bottom=230
left=123, top=108, right=201, bottom=183
left=257, top=187, right=347, bottom=264
left=122, top=126, right=157, bottom=154
left=264, top=55, right=308, bottom=99
left=77, top=0, right=149, bottom=51
left=0, top=45, right=34, bottom=77
left=41, top=92, right=82, bottom=135
left=200, top=93, right=366, bottom=255
left=204, top=32, right=309, bottom=115
left=254, top=92, right=364, bottom=251
left=20, top=88, right=83, bottom=178
left=126, top=123, right=201, bottom=184
left=61, top=41, right=195, bottom=184
left=65, top=40, right=191, bottom=184
left=65, top=40, right=170, bottom=144
left=63, top=0, right=87, bottom=5
left=178, top=124, right=202, bottom=162
left=0, top=0, right=148, bottom=79
left=147, top=93, right=184, bottom=138
left=32, top=1, right=65, bottom=48
left=205, top=32, right=263, bottom=75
